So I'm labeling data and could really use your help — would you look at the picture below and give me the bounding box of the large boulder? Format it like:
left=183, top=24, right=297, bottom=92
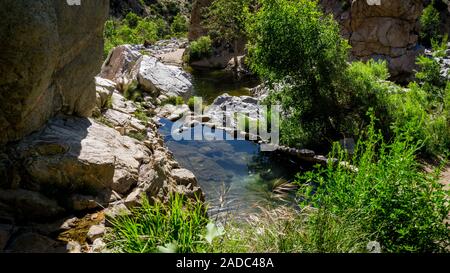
left=100, top=45, right=142, bottom=84
left=137, top=55, right=193, bottom=99
left=320, top=0, right=424, bottom=81
left=0, top=0, right=109, bottom=145
left=204, top=93, right=262, bottom=129
left=0, top=189, right=65, bottom=221
left=348, top=0, right=423, bottom=81
left=15, top=117, right=149, bottom=196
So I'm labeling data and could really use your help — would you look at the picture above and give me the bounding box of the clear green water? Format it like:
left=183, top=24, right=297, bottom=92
left=186, top=67, right=261, bottom=104
left=159, top=120, right=300, bottom=220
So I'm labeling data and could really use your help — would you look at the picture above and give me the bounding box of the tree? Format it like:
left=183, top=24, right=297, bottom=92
left=170, top=13, right=188, bottom=36
left=204, top=0, right=252, bottom=69
left=246, top=0, right=350, bottom=147
left=420, top=1, right=441, bottom=46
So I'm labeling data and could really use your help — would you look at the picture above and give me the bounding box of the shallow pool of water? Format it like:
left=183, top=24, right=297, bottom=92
left=186, top=68, right=260, bottom=104
left=159, top=119, right=300, bottom=220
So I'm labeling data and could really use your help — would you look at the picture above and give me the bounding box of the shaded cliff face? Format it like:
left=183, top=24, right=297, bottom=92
left=0, top=0, right=109, bottom=145
left=321, top=0, right=424, bottom=81
left=188, top=0, right=212, bottom=41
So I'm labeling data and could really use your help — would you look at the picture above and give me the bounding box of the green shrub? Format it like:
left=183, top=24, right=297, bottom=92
left=134, top=105, right=149, bottom=124
left=162, top=96, right=185, bottom=106
left=170, top=14, right=188, bottom=37
left=124, top=87, right=143, bottom=102
left=134, top=19, right=159, bottom=44
left=298, top=117, right=450, bottom=253
left=187, top=97, right=197, bottom=111
left=420, top=2, right=441, bottom=45
left=125, top=12, right=140, bottom=28
left=386, top=82, right=450, bottom=155
left=127, top=131, right=147, bottom=141
left=186, top=36, right=213, bottom=63
left=107, top=194, right=212, bottom=253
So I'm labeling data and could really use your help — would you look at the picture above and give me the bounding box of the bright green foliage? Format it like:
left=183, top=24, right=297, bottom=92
left=298, top=118, right=450, bottom=253
left=125, top=12, right=140, bottom=28
left=420, top=1, right=441, bottom=45
left=103, top=12, right=184, bottom=58
left=107, top=194, right=212, bottom=253
left=204, top=0, right=250, bottom=44
left=162, top=96, right=185, bottom=106
left=247, top=0, right=350, bottom=147
left=170, top=14, right=188, bottom=37
left=103, top=16, right=159, bottom=57
left=186, top=36, right=213, bottom=63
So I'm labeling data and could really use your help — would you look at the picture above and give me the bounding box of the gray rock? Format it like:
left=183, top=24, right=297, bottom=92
left=137, top=55, right=193, bottom=99
left=0, top=189, right=64, bottom=220
left=5, top=232, right=66, bottom=253
left=87, top=224, right=105, bottom=242
left=0, top=224, right=13, bottom=250
left=105, top=203, right=131, bottom=226
left=15, top=116, right=149, bottom=196
left=0, top=0, right=109, bottom=145
left=66, top=241, right=82, bottom=253
left=111, top=91, right=137, bottom=114
left=70, top=195, right=100, bottom=211
left=100, top=45, right=142, bottom=84
left=171, top=168, right=198, bottom=187
left=91, top=238, right=107, bottom=253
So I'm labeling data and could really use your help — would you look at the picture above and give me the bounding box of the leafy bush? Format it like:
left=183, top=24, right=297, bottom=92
left=420, top=1, right=441, bottom=45
left=103, top=12, right=182, bottom=58
left=298, top=117, right=450, bottom=253
left=107, top=194, right=213, bottom=253
left=386, top=82, right=450, bottom=155
left=134, top=105, right=149, bottom=124
left=162, top=96, right=185, bottom=106
left=247, top=0, right=350, bottom=148
left=170, top=14, right=188, bottom=37
left=125, top=12, right=140, bottom=28
left=185, top=36, right=213, bottom=63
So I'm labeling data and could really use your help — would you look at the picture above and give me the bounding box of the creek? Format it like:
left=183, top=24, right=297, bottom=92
left=159, top=69, right=301, bottom=220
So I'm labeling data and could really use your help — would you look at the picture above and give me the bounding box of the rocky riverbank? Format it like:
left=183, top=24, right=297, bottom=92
left=0, top=2, right=201, bottom=253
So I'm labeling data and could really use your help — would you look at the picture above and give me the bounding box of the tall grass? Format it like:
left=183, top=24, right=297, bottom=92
left=298, top=115, right=450, bottom=253
left=214, top=206, right=369, bottom=253
left=107, top=194, right=210, bottom=253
